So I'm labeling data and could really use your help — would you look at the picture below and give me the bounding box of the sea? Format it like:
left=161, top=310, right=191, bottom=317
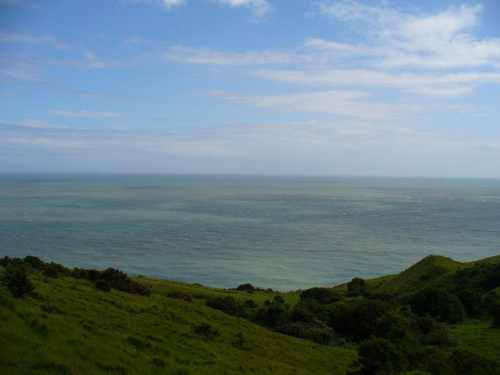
left=1, top=174, right=499, bottom=291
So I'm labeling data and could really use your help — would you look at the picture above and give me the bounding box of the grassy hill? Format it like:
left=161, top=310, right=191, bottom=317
left=1, top=254, right=499, bottom=374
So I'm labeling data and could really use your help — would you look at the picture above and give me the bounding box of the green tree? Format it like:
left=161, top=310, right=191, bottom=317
left=357, top=337, right=407, bottom=374
left=347, top=277, right=366, bottom=297
left=2, top=263, right=35, bottom=298
left=300, top=287, right=340, bottom=304
left=410, top=287, right=465, bottom=323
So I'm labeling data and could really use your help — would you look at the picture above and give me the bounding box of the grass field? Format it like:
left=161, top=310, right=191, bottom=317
left=1, top=254, right=499, bottom=374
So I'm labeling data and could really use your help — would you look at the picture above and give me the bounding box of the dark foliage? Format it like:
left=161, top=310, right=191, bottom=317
left=76, top=267, right=151, bottom=296
left=192, top=323, right=221, bottom=339
left=356, top=337, right=407, bottom=375
left=345, top=299, right=396, bottom=342
left=236, top=283, right=255, bottom=292
left=232, top=332, right=248, bottom=348
left=1, top=256, right=150, bottom=297
left=252, top=300, right=289, bottom=327
left=450, top=349, right=500, bottom=375
left=455, top=288, right=486, bottom=317
left=0, top=256, right=14, bottom=267
left=23, top=256, right=46, bottom=271
left=44, top=262, right=70, bottom=278
left=95, top=279, right=111, bottom=292
left=2, top=262, right=35, bottom=298
left=276, top=318, right=337, bottom=345
left=299, top=287, right=340, bottom=304
left=454, top=262, right=500, bottom=293
left=347, top=277, right=367, bottom=297
left=206, top=296, right=240, bottom=315
left=410, top=287, right=465, bottom=323
left=489, top=300, right=500, bottom=328
left=167, top=290, right=192, bottom=302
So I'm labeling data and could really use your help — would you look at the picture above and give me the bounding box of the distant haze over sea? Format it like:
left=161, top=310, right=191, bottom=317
left=1, top=174, right=499, bottom=291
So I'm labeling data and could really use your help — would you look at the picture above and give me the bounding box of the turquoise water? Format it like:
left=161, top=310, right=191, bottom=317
left=1, top=174, right=499, bottom=290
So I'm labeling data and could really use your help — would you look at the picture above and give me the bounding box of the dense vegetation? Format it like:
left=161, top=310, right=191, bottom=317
left=1, top=254, right=499, bottom=374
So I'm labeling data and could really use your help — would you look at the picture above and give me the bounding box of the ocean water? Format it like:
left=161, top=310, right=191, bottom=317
left=0, top=174, right=499, bottom=291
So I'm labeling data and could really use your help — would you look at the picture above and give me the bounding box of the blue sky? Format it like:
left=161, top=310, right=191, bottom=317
left=1, top=0, right=499, bottom=177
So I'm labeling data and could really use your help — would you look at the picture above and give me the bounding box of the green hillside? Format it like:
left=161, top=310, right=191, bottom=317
left=1, top=254, right=499, bottom=375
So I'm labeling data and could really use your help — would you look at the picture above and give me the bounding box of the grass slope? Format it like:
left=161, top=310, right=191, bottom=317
left=1, top=254, right=499, bottom=374
left=366, top=254, right=500, bottom=295
left=0, top=274, right=356, bottom=375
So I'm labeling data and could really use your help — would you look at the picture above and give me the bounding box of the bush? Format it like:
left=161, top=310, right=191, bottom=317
left=23, top=256, right=46, bottom=271
left=450, top=349, right=499, bottom=375
left=418, top=346, right=454, bottom=375
left=300, top=287, right=340, bottom=304
left=489, top=300, right=500, bottom=328
left=232, top=332, right=248, bottom=348
left=2, top=263, right=35, bottom=298
left=192, top=323, right=221, bottom=339
left=455, top=288, right=485, bottom=317
left=346, top=299, right=394, bottom=342
left=410, top=287, right=465, bottom=323
left=95, top=279, right=111, bottom=292
left=206, top=296, right=240, bottom=316
left=236, top=283, right=255, bottom=292
left=276, top=319, right=336, bottom=345
left=347, top=277, right=366, bottom=297
left=167, top=290, right=192, bottom=302
left=81, top=267, right=151, bottom=296
left=252, top=302, right=288, bottom=327
left=357, top=337, right=407, bottom=375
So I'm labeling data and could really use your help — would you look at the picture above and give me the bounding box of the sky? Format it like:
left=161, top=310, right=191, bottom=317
left=1, top=0, right=499, bottom=177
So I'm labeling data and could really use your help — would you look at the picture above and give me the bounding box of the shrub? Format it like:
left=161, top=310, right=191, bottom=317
left=126, top=336, right=152, bottom=350
left=489, top=299, right=500, bottom=328
left=455, top=288, right=485, bottom=317
left=206, top=296, right=240, bottom=315
left=95, top=279, right=111, bottom=292
left=81, top=267, right=151, bottom=296
left=23, top=256, right=46, bottom=271
left=192, top=323, right=221, bottom=339
left=347, top=299, right=394, bottom=342
left=410, top=287, right=465, bottom=323
left=243, top=299, right=257, bottom=308
left=232, top=332, right=248, bottom=348
left=347, top=277, right=366, bottom=297
left=273, top=295, right=285, bottom=304
left=357, top=337, right=407, bottom=375
left=418, top=346, right=454, bottom=375
left=252, top=302, right=288, bottom=327
left=2, top=263, right=35, bottom=298
left=300, top=287, right=340, bottom=304
left=0, top=256, right=12, bottom=267
left=236, top=283, right=255, bottom=292
left=167, top=290, right=192, bottom=302
left=450, top=349, right=499, bottom=375
left=276, top=319, right=336, bottom=345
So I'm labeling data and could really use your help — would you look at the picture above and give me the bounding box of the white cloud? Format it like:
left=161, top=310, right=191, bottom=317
left=215, top=0, right=272, bottom=20
left=0, top=91, right=25, bottom=97
left=126, top=0, right=272, bottom=19
left=203, top=90, right=422, bottom=120
left=0, top=32, right=69, bottom=50
left=10, top=119, right=69, bottom=129
left=165, top=45, right=293, bottom=65
left=315, top=1, right=500, bottom=69
left=0, top=68, right=49, bottom=83
left=251, top=69, right=500, bottom=97
left=160, top=0, right=185, bottom=8
left=49, top=110, right=122, bottom=118
left=125, top=0, right=186, bottom=9
left=0, top=0, right=41, bottom=8
left=3, top=119, right=499, bottom=176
